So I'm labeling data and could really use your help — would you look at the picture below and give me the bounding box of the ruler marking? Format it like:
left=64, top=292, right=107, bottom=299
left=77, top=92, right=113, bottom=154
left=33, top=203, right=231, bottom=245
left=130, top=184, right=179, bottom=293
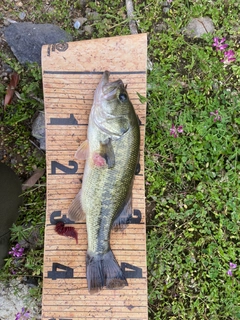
left=44, top=70, right=146, bottom=75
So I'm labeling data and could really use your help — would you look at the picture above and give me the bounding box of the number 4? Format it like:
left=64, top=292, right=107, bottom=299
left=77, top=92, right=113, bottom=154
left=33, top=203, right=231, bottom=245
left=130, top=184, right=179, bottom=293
left=47, top=263, right=74, bottom=280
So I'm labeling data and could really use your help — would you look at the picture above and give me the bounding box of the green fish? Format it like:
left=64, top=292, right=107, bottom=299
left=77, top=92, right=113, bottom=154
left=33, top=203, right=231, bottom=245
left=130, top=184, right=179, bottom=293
left=68, top=71, right=140, bottom=293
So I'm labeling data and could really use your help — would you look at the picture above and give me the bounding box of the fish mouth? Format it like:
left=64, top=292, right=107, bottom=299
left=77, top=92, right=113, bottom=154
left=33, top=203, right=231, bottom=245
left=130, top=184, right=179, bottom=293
left=101, top=71, right=124, bottom=101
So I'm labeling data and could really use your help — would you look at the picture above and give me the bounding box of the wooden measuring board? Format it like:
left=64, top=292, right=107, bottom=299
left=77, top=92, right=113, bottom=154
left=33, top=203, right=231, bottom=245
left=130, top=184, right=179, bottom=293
left=41, top=33, right=148, bottom=320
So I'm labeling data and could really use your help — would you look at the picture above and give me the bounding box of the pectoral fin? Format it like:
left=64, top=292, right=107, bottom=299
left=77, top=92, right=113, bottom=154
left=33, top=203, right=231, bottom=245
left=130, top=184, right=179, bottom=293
left=75, top=140, right=89, bottom=160
left=100, top=139, right=115, bottom=168
left=68, top=189, right=86, bottom=221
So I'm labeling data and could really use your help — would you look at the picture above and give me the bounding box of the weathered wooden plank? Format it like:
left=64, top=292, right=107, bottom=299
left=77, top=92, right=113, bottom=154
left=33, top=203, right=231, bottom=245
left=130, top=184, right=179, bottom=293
left=42, top=33, right=148, bottom=320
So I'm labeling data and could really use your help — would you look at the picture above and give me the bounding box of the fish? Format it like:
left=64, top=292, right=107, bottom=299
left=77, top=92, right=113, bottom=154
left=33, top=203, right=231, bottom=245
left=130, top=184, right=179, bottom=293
left=68, top=71, right=140, bottom=293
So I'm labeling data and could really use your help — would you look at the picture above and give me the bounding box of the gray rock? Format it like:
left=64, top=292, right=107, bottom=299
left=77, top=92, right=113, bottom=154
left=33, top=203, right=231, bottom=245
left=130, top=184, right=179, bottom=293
left=147, top=57, right=153, bottom=71
left=183, top=17, right=214, bottom=38
left=84, top=25, right=93, bottom=35
left=162, top=1, right=172, bottom=13
left=32, top=112, right=46, bottom=150
left=74, top=17, right=87, bottom=26
left=3, top=18, right=17, bottom=26
left=18, top=12, right=26, bottom=20
left=74, top=20, right=81, bottom=29
left=4, top=22, right=72, bottom=65
left=86, top=10, right=100, bottom=20
left=79, top=0, right=88, bottom=5
left=154, top=22, right=168, bottom=32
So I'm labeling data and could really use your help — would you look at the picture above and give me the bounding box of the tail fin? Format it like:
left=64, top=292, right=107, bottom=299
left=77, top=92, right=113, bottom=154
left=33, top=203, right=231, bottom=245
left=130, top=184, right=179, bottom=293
left=86, top=250, right=128, bottom=294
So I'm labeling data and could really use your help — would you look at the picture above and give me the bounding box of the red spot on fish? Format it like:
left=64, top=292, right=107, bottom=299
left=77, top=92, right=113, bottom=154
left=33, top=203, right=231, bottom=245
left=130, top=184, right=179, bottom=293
left=93, top=153, right=106, bottom=167
left=55, top=222, right=78, bottom=244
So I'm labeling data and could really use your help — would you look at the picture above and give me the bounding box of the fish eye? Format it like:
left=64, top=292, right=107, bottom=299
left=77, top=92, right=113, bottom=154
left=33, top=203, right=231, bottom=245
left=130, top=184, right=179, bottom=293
left=119, top=93, right=128, bottom=102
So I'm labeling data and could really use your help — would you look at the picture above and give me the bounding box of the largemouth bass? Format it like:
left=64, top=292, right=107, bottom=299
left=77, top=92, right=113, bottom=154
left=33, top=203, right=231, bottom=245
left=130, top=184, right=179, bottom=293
left=68, top=71, right=140, bottom=293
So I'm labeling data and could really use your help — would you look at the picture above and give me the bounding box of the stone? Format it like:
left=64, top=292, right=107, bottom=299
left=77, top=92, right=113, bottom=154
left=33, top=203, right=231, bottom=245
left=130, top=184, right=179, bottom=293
left=147, top=57, right=153, bottom=71
left=74, top=20, right=81, bottom=29
left=79, top=0, right=88, bottom=5
left=154, top=22, right=168, bottom=33
left=32, top=111, right=46, bottom=150
left=4, top=22, right=72, bottom=65
left=75, top=17, right=87, bottom=26
left=84, top=25, right=93, bottom=35
left=15, top=1, right=23, bottom=7
left=86, top=10, right=100, bottom=20
left=18, top=12, right=26, bottom=20
left=2, top=63, right=13, bottom=73
left=3, top=18, right=17, bottom=26
left=183, top=17, right=214, bottom=38
left=162, top=1, right=172, bottom=13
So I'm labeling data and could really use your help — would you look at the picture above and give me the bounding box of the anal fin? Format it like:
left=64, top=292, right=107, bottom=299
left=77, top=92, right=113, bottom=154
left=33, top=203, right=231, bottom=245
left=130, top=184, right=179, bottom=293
left=68, top=189, right=86, bottom=222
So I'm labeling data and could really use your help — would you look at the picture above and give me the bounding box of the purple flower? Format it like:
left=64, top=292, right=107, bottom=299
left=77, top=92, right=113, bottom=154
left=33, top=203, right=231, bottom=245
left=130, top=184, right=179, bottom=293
left=227, top=262, right=237, bottom=276
left=221, top=50, right=236, bottom=64
left=177, top=125, right=183, bottom=133
left=212, top=37, right=236, bottom=64
left=212, top=37, right=228, bottom=51
left=15, top=308, right=30, bottom=320
left=227, top=269, right=233, bottom=276
left=9, top=243, right=24, bottom=258
left=170, top=124, right=183, bottom=138
left=229, top=262, right=237, bottom=269
left=210, top=110, right=221, bottom=122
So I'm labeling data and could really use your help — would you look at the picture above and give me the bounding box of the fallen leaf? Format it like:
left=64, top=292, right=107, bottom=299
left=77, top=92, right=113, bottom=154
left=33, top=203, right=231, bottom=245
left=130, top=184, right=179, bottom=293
left=4, top=72, right=20, bottom=107
left=22, top=168, right=45, bottom=190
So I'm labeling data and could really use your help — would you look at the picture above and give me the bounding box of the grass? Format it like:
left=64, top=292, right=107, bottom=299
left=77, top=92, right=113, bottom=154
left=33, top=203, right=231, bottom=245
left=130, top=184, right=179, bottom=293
left=0, top=0, right=240, bottom=319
